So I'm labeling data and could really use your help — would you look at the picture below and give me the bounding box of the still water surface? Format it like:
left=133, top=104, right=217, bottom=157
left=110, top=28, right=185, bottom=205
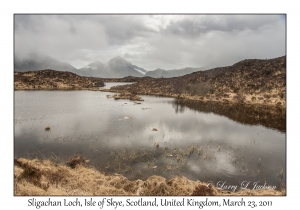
left=14, top=83, right=286, bottom=191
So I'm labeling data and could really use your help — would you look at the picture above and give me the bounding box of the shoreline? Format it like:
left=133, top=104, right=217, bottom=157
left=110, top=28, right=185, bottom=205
left=14, top=87, right=286, bottom=109
left=104, top=89, right=286, bottom=109
left=103, top=89, right=286, bottom=132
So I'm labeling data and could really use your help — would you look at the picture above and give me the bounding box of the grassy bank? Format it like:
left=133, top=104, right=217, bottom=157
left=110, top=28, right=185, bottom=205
left=14, top=156, right=285, bottom=196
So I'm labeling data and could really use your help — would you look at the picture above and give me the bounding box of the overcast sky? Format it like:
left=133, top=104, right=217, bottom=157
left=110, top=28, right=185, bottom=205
left=14, top=14, right=286, bottom=70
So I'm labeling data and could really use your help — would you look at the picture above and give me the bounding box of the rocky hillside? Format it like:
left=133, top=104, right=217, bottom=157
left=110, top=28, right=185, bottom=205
left=110, top=56, right=286, bottom=107
left=14, top=70, right=104, bottom=90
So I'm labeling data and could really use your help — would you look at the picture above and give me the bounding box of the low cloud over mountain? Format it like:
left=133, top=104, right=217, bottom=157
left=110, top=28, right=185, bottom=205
left=14, top=53, right=77, bottom=73
left=76, top=56, right=148, bottom=78
left=14, top=54, right=150, bottom=78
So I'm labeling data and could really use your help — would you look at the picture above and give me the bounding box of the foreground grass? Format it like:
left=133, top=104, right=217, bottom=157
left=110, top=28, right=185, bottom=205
left=14, top=157, right=285, bottom=196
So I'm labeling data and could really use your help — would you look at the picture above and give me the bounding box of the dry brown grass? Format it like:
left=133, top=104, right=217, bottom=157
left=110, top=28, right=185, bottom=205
left=66, top=153, right=88, bottom=169
left=191, top=183, right=215, bottom=196
left=112, top=92, right=144, bottom=101
left=14, top=157, right=285, bottom=196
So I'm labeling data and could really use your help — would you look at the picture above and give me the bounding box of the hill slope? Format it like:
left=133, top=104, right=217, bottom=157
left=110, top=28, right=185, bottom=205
left=110, top=56, right=286, bottom=107
left=14, top=69, right=104, bottom=90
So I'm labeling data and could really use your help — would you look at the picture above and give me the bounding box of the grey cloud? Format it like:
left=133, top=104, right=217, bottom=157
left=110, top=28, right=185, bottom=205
left=123, top=52, right=140, bottom=60
left=97, top=15, right=156, bottom=45
left=14, top=14, right=285, bottom=70
left=57, top=15, right=156, bottom=45
left=163, top=15, right=284, bottom=37
left=14, top=15, right=157, bottom=67
left=136, top=15, right=285, bottom=69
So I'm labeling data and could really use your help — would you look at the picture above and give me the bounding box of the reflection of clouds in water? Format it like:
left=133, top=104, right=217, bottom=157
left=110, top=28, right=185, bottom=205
left=145, top=122, right=185, bottom=144
left=186, top=152, right=238, bottom=177
left=14, top=124, right=26, bottom=136
left=187, top=161, right=202, bottom=174
left=131, top=162, right=148, bottom=174
left=212, top=152, right=238, bottom=175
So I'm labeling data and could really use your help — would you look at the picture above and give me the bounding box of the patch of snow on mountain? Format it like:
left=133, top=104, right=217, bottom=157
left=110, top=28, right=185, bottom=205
left=134, top=68, right=146, bottom=75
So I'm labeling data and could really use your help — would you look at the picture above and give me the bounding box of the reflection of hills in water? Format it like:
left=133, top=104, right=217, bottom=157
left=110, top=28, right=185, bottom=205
left=170, top=99, right=286, bottom=133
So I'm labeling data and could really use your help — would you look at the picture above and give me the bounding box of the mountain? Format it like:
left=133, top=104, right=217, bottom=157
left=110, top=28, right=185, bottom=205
left=77, top=61, right=105, bottom=77
left=105, top=56, right=144, bottom=77
left=76, top=56, right=146, bottom=78
left=14, top=53, right=77, bottom=73
left=86, top=61, right=104, bottom=69
left=145, top=67, right=206, bottom=78
left=132, top=65, right=147, bottom=75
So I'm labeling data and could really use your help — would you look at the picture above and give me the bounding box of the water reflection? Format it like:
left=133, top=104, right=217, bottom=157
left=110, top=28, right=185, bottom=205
left=100, top=82, right=135, bottom=90
left=171, top=100, right=186, bottom=113
left=14, top=91, right=286, bottom=191
left=170, top=99, right=286, bottom=132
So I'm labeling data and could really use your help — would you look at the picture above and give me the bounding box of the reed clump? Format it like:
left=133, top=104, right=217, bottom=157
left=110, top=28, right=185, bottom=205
left=191, top=183, right=215, bottom=196
left=67, top=153, right=89, bottom=169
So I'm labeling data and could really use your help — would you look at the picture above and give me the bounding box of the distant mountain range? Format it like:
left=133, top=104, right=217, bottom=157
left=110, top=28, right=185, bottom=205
left=144, top=67, right=207, bottom=78
left=77, top=56, right=147, bottom=78
left=14, top=54, right=204, bottom=78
